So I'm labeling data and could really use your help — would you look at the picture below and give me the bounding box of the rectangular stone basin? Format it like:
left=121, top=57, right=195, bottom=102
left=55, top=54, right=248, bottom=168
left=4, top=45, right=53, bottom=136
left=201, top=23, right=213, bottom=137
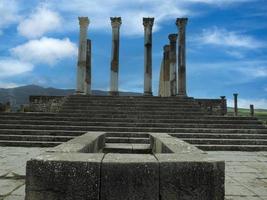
left=25, top=131, right=225, bottom=200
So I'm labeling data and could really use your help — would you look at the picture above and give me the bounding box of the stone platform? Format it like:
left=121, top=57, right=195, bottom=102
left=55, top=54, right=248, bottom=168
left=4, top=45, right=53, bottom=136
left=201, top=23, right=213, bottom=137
left=1, top=147, right=267, bottom=200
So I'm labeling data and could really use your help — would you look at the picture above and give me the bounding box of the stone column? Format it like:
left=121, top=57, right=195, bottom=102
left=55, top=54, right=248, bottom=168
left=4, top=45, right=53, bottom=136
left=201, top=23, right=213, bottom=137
left=220, top=96, right=227, bottom=115
left=176, top=18, right=188, bottom=97
left=109, top=17, right=122, bottom=96
left=84, top=39, right=92, bottom=95
left=163, top=45, right=171, bottom=97
left=143, top=18, right=154, bottom=96
left=168, top=34, right=178, bottom=96
left=250, top=104, right=254, bottom=117
left=233, top=93, right=238, bottom=116
left=76, top=17, right=89, bottom=94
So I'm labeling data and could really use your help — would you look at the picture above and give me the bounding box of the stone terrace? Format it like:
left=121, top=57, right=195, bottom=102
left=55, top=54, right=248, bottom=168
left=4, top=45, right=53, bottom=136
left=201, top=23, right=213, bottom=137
left=0, top=95, right=267, bottom=151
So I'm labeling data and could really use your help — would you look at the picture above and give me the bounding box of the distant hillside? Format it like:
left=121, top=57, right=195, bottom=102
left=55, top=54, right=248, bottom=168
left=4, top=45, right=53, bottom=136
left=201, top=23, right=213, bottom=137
left=0, top=85, right=141, bottom=109
left=228, top=107, right=267, bottom=123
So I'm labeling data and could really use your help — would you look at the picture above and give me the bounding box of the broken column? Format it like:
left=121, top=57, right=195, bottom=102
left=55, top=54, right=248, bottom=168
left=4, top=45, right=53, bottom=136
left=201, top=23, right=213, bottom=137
left=76, top=17, right=89, bottom=94
left=109, top=17, right=122, bottom=96
left=176, top=18, right=188, bottom=97
left=250, top=104, right=254, bottom=117
left=84, top=39, right=92, bottom=95
left=143, top=18, right=154, bottom=96
left=234, top=93, right=238, bottom=116
left=168, top=34, right=178, bottom=96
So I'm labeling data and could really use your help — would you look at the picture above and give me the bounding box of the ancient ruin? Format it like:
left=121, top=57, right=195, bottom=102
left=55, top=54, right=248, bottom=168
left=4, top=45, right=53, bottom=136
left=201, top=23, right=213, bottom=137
left=0, top=16, right=267, bottom=200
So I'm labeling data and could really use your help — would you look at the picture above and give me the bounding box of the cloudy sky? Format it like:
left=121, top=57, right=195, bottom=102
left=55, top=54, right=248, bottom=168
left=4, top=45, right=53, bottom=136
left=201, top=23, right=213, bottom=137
left=0, top=0, right=266, bottom=108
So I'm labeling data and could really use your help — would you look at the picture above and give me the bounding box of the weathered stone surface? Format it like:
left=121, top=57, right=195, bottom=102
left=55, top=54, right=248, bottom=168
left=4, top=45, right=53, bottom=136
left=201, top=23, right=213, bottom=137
left=110, top=17, right=121, bottom=96
left=155, top=154, right=225, bottom=200
left=29, top=96, right=66, bottom=112
left=50, top=131, right=106, bottom=153
left=143, top=17, right=154, bottom=96
left=25, top=153, right=104, bottom=200
left=101, top=154, right=159, bottom=200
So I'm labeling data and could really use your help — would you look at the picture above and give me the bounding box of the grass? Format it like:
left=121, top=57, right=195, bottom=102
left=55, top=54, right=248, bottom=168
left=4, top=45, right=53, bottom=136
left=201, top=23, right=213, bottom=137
left=227, top=107, right=267, bottom=124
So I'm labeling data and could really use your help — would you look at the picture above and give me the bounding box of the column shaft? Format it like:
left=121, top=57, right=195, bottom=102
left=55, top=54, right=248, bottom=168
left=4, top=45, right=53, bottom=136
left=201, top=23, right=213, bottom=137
left=77, top=17, right=89, bottom=94
left=163, top=45, right=171, bottom=97
left=143, top=18, right=154, bottom=96
left=84, top=39, right=91, bottom=95
left=234, top=93, right=238, bottom=116
left=168, top=34, right=178, bottom=96
left=176, top=18, right=188, bottom=97
left=110, top=17, right=121, bottom=96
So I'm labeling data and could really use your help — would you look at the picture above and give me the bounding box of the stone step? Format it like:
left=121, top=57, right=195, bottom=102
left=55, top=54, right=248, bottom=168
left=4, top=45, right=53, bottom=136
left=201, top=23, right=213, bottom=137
left=59, top=109, right=204, bottom=114
left=106, top=132, right=150, bottom=138
left=183, top=138, right=267, bottom=145
left=0, top=118, right=262, bottom=125
left=0, top=124, right=266, bottom=133
left=103, top=143, right=151, bottom=154
left=0, top=121, right=264, bottom=129
left=62, top=102, right=199, bottom=106
left=105, top=137, right=150, bottom=144
left=61, top=105, right=201, bottom=110
left=0, top=140, right=61, bottom=147
left=0, top=134, right=74, bottom=142
left=0, top=114, right=258, bottom=121
left=196, top=144, right=267, bottom=151
left=170, top=133, right=267, bottom=139
left=0, top=129, right=85, bottom=136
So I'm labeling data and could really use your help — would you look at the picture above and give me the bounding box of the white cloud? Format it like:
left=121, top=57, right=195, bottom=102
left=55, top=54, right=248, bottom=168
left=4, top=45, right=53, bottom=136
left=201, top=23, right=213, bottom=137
left=228, top=98, right=267, bottom=109
left=0, top=59, right=33, bottom=77
left=0, top=0, right=20, bottom=31
left=11, top=37, right=77, bottom=65
left=17, top=6, right=62, bottom=39
left=198, top=27, right=264, bottom=49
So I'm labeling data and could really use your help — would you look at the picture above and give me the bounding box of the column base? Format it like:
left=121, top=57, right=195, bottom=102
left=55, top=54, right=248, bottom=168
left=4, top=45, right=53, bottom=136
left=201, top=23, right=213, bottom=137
left=109, top=91, right=119, bottom=96
left=176, top=93, right=188, bottom=99
left=143, top=92, right=153, bottom=96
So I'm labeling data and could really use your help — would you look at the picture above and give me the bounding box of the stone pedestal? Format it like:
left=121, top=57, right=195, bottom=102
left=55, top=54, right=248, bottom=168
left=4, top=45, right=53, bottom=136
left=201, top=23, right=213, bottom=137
left=176, top=18, right=188, bottom=97
left=143, top=18, right=154, bottom=96
left=250, top=104, right=254, bottom=117
left=168, top=34, right=178, bottom=96
left=76, top=17, right=89, bottom=95
left=109, top=17, right=122, bottom=96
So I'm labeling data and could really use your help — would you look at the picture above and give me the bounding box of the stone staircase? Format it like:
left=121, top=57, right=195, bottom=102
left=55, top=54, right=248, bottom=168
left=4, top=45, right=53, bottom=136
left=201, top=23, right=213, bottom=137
left=0, top=95, right=267, bottom=151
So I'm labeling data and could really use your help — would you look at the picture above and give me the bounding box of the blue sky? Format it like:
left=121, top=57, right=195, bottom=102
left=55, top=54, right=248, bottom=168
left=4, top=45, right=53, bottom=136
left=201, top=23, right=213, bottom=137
left=0, top=0, right=267, bottom=108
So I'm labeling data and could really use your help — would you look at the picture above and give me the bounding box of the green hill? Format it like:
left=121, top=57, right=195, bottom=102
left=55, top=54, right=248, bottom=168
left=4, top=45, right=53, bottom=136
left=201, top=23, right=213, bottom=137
left=228, top=107, right=267, bottom=123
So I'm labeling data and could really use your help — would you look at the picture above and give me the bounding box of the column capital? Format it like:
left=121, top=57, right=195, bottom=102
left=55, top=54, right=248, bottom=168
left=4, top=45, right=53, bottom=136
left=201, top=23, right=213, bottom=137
left=78, top=17, right=90, bottom=27
left=110, top=17, right=122, bottom=28
left=143, top=17, right=154, bottom=28
left=175, top=18, right=188, bottom=28
left=168, top=33, right=178, bottom=42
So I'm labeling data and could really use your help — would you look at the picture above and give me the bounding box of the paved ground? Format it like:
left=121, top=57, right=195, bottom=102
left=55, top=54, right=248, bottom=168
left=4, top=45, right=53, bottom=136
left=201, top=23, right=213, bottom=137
left=0, top=147, right=266, bottom=200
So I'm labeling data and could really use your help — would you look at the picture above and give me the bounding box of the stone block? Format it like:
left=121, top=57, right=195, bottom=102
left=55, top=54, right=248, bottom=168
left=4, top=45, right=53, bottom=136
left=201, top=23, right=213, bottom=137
left=25, top=153, right=104, bottom=200
left=155, top=154, right=225, bottom=200
left=101, top=154, right=159, bottom=200
left=50, top=132, right=106, bottom=153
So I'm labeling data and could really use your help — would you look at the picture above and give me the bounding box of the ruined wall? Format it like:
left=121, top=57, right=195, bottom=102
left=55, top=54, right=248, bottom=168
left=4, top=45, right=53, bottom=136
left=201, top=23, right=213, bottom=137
left=195, top=98, right=227, bottom=115
left=29, top=96, right=67, bottom=112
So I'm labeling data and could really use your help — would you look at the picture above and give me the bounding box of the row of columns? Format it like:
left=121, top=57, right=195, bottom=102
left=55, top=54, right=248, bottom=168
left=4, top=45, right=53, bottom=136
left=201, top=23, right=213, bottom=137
left=76, top=17, right=188, bottom=96
left=159, top=18, right=188, bottom=97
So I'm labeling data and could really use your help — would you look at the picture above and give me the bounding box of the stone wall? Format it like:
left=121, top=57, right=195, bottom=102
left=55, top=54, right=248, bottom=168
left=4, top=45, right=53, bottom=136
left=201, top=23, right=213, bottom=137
left=29, top=96, right=67, bottom=112
left=196, top=98, right=227, bottom=115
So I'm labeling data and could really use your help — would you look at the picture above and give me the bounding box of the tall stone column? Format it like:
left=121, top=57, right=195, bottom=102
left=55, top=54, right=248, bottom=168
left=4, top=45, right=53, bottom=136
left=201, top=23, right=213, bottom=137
left=84, top=39, right=91, bottom=95
left=176, top=18, right=188, bottom=97
left=76, top=17, right=89, bottom=94
left=168, top=33, right=178, bottom=96
left=143, top=18, right=154, bottom=96
left=163, top=45, right=171, bottom=97
left=109, top=17, right=122, bottom=96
